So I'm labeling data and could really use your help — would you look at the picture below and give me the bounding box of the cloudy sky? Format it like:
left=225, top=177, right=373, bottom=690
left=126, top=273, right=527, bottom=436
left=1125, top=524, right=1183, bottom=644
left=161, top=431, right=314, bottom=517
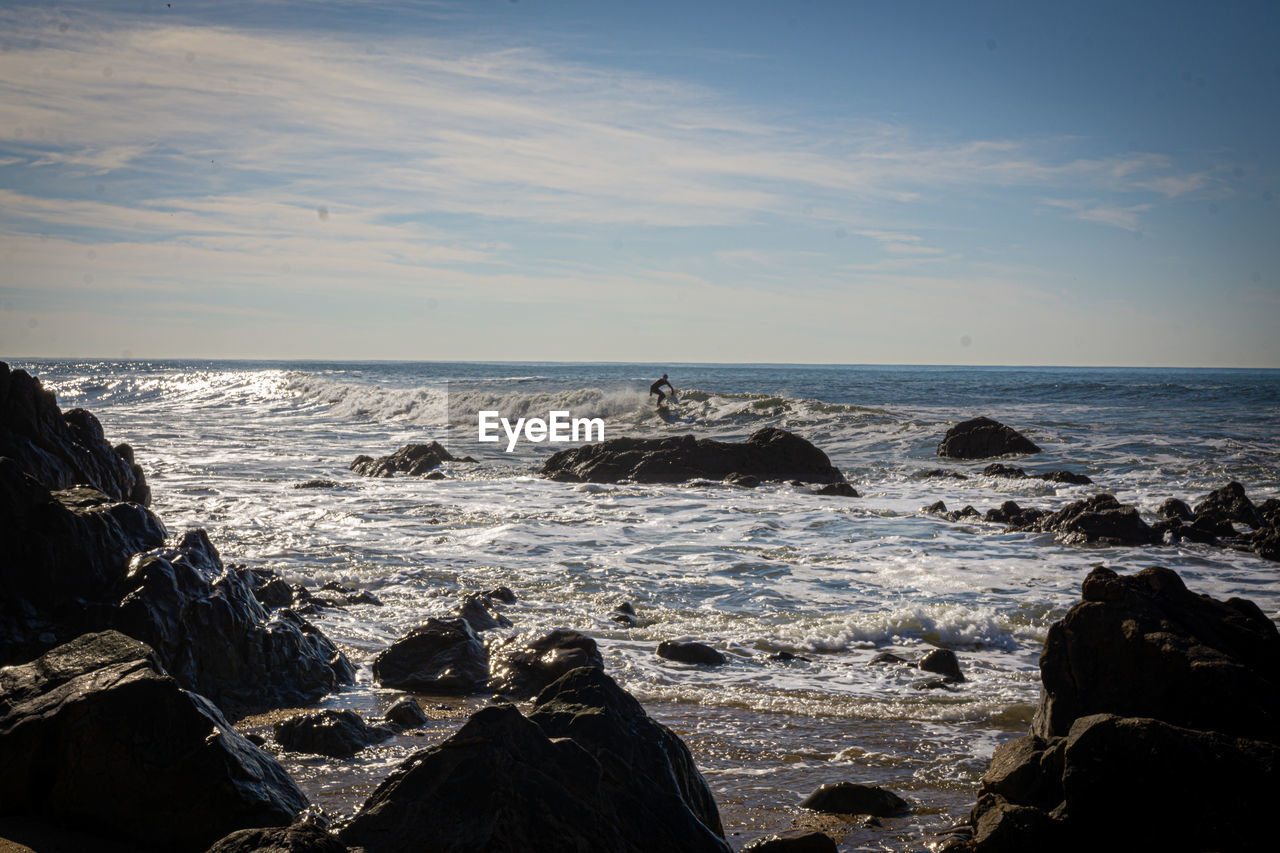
left=1, top=0, right=1277, bottom=366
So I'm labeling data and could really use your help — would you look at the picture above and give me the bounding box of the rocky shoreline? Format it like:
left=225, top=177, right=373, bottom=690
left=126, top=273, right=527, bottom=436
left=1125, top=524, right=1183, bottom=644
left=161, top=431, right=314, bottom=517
left=4, top=362, right=1278, bottom=852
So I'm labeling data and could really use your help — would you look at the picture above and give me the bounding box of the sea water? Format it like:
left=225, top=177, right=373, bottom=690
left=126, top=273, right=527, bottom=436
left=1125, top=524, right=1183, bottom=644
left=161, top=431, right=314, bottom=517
left=15, top=359, right=1280, bottom=850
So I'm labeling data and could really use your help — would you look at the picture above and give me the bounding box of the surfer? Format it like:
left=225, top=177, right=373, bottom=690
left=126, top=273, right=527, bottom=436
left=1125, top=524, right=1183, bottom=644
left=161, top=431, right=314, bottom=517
left=649, top=374, right=674, bottom=406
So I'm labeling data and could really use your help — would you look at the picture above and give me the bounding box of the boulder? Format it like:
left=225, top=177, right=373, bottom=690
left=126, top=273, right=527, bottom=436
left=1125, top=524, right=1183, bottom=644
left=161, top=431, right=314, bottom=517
left=0, top=362, right=149, bottom=505
left=1194, top=481, right=1262, bottom=530
left=339, top=668, right=730, bottom=853
left=372, top=618, right=488, bottom=694
left=540, top=427, right=845, bottom=485
left=937, top=417, right=1040, bottom=460
left=918, top=648, right=964, bottom=682
left=384, top=696, right=429, bottom=729
left=984, top=500, right=1048, bottom=528
left=273, top=709, right=392, bottom=758
left=350, top=442, right=473, bottom=478
left=1017, top=494, right=1156, bottom=546
left=488, top=628, right=605, bottom=698
left=206, top=822, right=350, bottom=853
left=451, top=591, right=512, bottom=632
left=114, top=529, right=355, bottom=718
left=657, top=640, right=727, bottom=666
left=798, top=782, right=909, bottom=817
left=0, top=631, right=307, bottom=852
left=1, top=458, right=166, bottom=664
left=812, top=481, right=858, bottom=497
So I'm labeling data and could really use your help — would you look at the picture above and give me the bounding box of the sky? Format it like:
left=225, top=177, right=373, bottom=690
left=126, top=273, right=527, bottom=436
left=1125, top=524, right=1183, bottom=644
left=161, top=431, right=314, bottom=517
left=1, top=0, right=1277, bottom=366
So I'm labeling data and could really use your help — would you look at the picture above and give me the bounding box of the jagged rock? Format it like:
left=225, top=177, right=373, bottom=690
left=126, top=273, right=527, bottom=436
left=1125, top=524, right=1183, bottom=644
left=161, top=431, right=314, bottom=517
left=349, top=442, right=473, bottom=478
left=0, top=631, right=307, bottom=852
left=937, top=417, right=1040, bottom=460
left=114, top=529, right=354, bottom=717
left=982, top=463, right=1091, bottom=485
left=1018, top=494, right=1156, bottom=546
left=373, top=618, right=488, bottom=694
left=612, top=601, right=639, bottom=627
left=1158, top=497, right=1194, bottom=521
left=0, top=362, right=149, bottom=505
left=206, top=822, right=350, bottom=853
left=540, top=427, right=845, bottom=485
left=339, top=667, right=729, bottom=853
left=812, top=481, right=858, bottom=497
left=985, top=500, right=1049, bottom=528
left=1, top=458, right=166, bottom=664
left=488, top=628, right=605, bottom=698
left=273, top=710, right=392, bottom=758
left=743, top=831, right=839, bottom=852
left=1194, top=482, right=1262, bottom=530
left=657, top=640, right=727, bottom=666
left=384, top=696, right=429, bottom=729
left=451, top=591, right=512, bottom=632
left=293, top=479, right=341, bottom=489
left=798, top=782, right=909, bottom=816
left=919, top=648, right=965, bottom=682
left=485, top=585, right=517, bottom=604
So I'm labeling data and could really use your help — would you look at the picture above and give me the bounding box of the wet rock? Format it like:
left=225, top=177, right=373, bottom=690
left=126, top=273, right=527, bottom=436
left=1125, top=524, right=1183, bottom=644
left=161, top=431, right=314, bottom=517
left=657, top=639, right=727, bottom=666
left=769, top=650, right=810, bottom=662
left=249, top=573, right=296, bottom=611
left=383, top=696, right=429, bottom=729
left=488, top=628, right=605, bottom=698
left=985, top=500, right=1049, bottom=528
left=273, top=709, right=392, bottom=758
left=114, top=529, right=354, bottom=717
left=485, top=585, right=517, bottom=604
left=867, top=651, right=909, bottom=666
left=742, top=831, right=839, bottom=852
left=349, top=442, right=474, bottom=478
left=206, top=822, right=350, bottom=853
left=725, top=472, right=760, bottom=488
left=937, top=417, right=1040, bottom=460
left=0, top=362, right=149, bottom=505
left=798, top=782, right=909, bottom=817
left=1194, top=481, right=1262, bottom=530
left=0, top=631, right=307, bottom=852
left=293, top=479, right=341, bottom=489
left=1158, top=497, right=1194, bottom=521
left=981, top=463, right=1091, bottom=485
left=612, top=601, right=639, bottom=627
left=924, top=500, right=949, bottom=515
left=1, top=457, right=166, bottom=664
left=919, top=648, right=965, bottom=682
left=1018, top=494, right=1156, bottom=546
left=913, top=468, right=969, bottom=481
left=540, top=427, right=846, bottom=485
left=451, top=591, right=512, bottom=632
left=373, top=617, right=488, bottom=694
left=812, top=481, right=858, bottom=497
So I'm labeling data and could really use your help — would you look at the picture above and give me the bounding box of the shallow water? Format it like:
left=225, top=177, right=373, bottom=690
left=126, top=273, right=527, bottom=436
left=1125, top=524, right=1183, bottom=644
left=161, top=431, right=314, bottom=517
left=16, top=358, right=1280, bottom=850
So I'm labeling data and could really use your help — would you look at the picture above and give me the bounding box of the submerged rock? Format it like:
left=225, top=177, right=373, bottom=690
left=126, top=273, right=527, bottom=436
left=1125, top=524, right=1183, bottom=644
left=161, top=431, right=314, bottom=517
left=540, top=427, right=846, bottom=485
left=273, top=709, right=392, bottom=758
left=937, top=417, right=1040, bottom=460
left=372, top=617, right=488, bottom=694
left=812, top=481, right=858, bottom=497
left=798, top=782, right=909, bottom=817
left=114, top=529, right=355, bottom=717
left=339, top=667, right=729, bottom=853
left=0, top=631, right=307, bottom=852
left=953, top=566, right=1280, bottom=852
left=918, top=648, right=965, bottom=682
left=350, top=442, right=474, bottom=478
left=657, top=639, right=727, bottom=666
left=981, top=463, right=1091, bottom=485
left=488, top=628, right=605, bottom=698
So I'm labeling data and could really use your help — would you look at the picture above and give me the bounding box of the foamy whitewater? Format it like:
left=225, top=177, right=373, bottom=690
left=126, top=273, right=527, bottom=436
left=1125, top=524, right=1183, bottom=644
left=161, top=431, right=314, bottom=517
left=18, top=359, right=1280, bottom=849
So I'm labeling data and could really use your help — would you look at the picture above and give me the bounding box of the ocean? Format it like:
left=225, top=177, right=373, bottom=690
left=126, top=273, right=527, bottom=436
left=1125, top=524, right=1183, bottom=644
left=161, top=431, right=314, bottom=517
left=14, top=359, right=1280, bottom=850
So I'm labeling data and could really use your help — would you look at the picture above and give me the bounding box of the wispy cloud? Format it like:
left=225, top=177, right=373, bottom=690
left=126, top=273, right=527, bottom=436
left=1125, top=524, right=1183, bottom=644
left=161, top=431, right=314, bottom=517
left=1040, top=198, right=1154, bottom=232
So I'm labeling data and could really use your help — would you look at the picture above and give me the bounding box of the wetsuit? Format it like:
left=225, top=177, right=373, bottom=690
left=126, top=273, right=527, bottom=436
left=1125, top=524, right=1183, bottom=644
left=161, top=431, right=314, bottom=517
left=650, top=377, right=673, bottom=404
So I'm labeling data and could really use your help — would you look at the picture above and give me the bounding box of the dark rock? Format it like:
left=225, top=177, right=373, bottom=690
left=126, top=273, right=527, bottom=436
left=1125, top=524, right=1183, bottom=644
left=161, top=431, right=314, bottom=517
left=529, top=666, right=726, bottom=839
left=0, top=362, right=149, bottom=504
left=340, top=673, right=731, bottom=853
left=313, top=581, right=383, bottom=607
left=868, top=651, right=909, bottom=666
left=985, top=500, right=1048, bottom=528
left=540, top=427, right=845, bottom=485
left=273, top=709, right=392, bottom=758
left=451, top=591, right=512, bottom=632
left=769, top=650, right=810, bottom=662
left=349, top=442, right=469, bottom=478
left=383, top=696, right=429, bottom=729
left=742, top=831, right=839, bottom=853
left=485, top=585, right=517, bottom=604
left=1194, top=481, right=1262, bottom=530
left=724, top=472, right=760, bottom=488
left=294, top=479, right=340, bottom=489
left=937, top=417, right=1040, bottom=460
left=1036, top=566, right=1280, bottom=740
left=982, top=463, right=1090, bottom=485
left=1020, top=494, right=1156, bottom=546
left=912, top=677, right=955, bottom=690
left=488, top=628, right=605, bottom=698
left=919, top=648, right=965, bottom=682
left=924, top=500, right=949, bottom=515
left=206, top=822, right=350, bottom=853
left=372, top=618, right=488, bottom=695
left=615, top=601, right=636, bottom=615
left=612, top=601, right=639, bottom=627
left=1, top=457, right=167, bottom=664
left=949, top=504, right=982, bottom=521
left=1158, top=497, right=1194, bottom=521
left=657, top=639, right=727, bottom=666
left=812, top=481, right=858, bottom=497
left=114, top=529, right=354, bottom=717
left=798, top=782, right=909, bottom=816
left=253, top=576, right=296, bottom=611
left=0, top=631, right=307, bottom=852
left=913, top=468, right=969, bottom=481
